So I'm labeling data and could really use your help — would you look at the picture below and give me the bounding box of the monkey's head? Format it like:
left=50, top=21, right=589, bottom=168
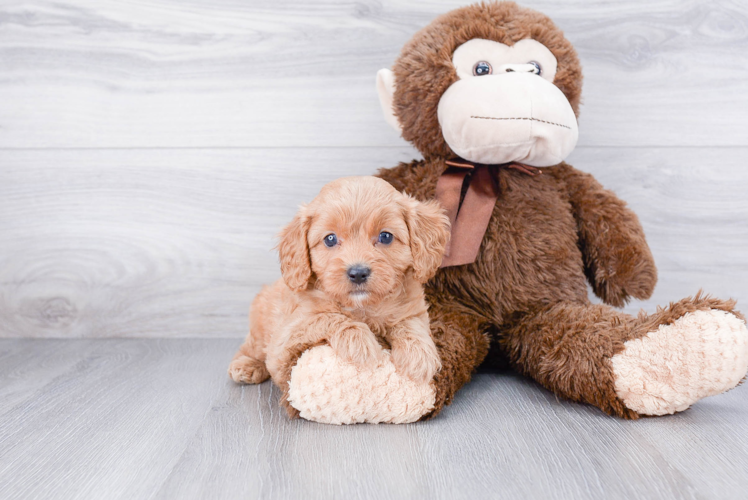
left=377, top=1, right=582, bottom=166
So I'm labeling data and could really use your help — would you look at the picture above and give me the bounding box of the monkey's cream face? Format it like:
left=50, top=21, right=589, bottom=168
left=437, top=38, right=578, bottom=167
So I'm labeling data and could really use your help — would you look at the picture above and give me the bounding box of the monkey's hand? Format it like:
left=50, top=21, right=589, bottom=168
left=553, top=164, right=658, bottom=307
left=285, top=345, right=436, bottom=424
left=273, top=313, right=434, bottom=424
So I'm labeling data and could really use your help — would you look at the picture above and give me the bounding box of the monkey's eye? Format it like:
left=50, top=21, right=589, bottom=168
left=528, top=61, right=542, bottom=76
left=323, top=234, right=338, bottom=247
left=378, top=232, right=393, bottom=245
left=472, top=61, right=492, bottom=76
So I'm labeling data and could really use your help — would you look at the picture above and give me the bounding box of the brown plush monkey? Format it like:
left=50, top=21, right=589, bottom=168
left=279, top=1, right=748, bottom=423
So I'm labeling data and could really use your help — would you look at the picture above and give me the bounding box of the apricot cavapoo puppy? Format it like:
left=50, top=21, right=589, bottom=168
left=229, top=176, right=450, bottom=393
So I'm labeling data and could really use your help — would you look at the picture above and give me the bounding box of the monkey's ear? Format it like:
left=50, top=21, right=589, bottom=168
left=405, top=198, right=451, bottom=283
left=277, top=206, right=313, bottom=292
left=376, top=68, right=402, bottom=133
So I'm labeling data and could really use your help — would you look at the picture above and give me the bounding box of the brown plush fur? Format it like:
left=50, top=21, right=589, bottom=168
left=228, top=177, right=450, bottom=415
left=369, top=2, right=742, bottom=419
left=377, top=156, right=743, bottom=420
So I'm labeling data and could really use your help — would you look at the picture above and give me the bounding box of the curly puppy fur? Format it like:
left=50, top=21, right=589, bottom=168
left=229, top=176, right=450, bottom=415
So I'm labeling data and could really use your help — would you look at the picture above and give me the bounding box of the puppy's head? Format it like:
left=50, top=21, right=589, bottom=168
left=277, top=176, right=449, bottom=308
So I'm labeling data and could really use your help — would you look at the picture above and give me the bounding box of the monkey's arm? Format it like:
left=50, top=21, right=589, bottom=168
left=376, top=163, right=411, bottom=192
left=552, top=164, right=657, bottom=307
left=376, top=159, right=441, bottom=201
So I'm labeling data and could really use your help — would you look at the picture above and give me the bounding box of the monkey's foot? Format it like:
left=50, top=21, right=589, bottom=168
left=287, top=345, right=435, bottom=424
left=229, top=355, right=270, bottom=384
left=611, top=309, right=748, bottom=415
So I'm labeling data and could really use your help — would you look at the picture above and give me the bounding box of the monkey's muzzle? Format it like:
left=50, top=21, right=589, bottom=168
left=437, top=72, right=578, bottom=166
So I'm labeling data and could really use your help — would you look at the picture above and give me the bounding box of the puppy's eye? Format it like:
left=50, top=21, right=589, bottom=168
left=473, top=61, right=492, bottom=76
left=378, top=232, right=393, bottom=245
left=323, top=234, right=338, bottom=247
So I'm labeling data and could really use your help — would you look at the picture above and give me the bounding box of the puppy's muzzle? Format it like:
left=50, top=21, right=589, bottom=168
left=347, top=265, right=371, bottom=284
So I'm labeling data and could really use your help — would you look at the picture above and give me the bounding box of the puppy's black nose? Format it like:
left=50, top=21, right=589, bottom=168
left=347, top=265, right=371, bottom=284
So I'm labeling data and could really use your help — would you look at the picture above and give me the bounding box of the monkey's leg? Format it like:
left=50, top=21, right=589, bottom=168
left=499, top=295, right=748, bottom=418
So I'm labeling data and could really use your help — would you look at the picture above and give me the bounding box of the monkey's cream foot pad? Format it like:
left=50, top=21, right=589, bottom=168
left=611, top=310, right=748, bottom=416
left=287, top=345, right=435, bottom=424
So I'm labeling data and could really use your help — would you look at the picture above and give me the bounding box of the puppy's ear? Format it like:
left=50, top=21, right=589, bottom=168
left=405, top=197, right=451, bottom=283
left=277, top=206, right=313, bottom=291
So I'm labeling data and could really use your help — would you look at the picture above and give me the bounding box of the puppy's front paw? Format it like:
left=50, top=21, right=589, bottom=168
left=329, top=324, right=381, bottom=367
left=391, top=337, right=441, bottom=384
left=229, top=355, right=270, bottom=384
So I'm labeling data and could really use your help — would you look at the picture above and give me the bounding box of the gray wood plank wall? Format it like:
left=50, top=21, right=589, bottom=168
left=1, top=0, right=747, bottom=338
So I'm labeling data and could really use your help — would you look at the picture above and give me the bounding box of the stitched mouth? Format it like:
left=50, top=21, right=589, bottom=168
left=470, top=116, right=571, bottom=130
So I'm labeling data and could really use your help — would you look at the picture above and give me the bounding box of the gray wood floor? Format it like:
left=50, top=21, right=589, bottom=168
left=1, top=339, right=747, bottom=500
left=2, top=1, right=748, bottom=499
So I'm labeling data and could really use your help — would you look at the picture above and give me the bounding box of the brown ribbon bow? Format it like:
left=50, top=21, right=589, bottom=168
left=435, top=158, right=541, bottom=267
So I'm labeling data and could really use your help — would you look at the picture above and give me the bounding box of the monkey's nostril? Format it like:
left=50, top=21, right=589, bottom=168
left=347, top=265, right=371, bottom=284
